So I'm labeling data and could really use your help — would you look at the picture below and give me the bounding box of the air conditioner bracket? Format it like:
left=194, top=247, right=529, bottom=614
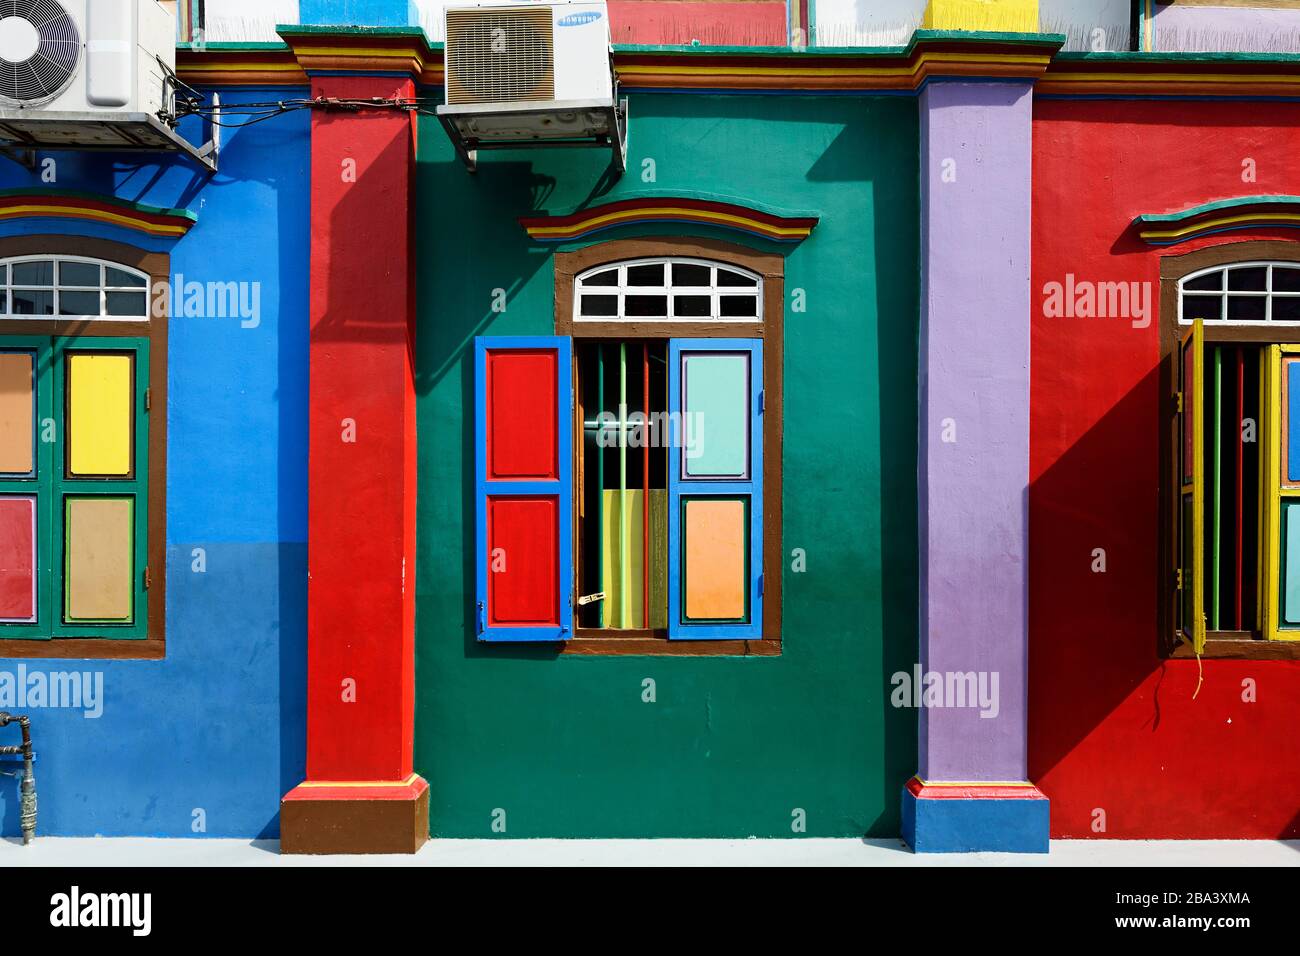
left=0, top=99, right=220, bottom=174
left=436, top=92, right=628, bottom=179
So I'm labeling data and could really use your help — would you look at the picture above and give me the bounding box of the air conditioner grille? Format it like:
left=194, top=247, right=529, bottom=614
left=446, top=7, right=555, bottom=105
left=0, top=0, right=81, bottom=108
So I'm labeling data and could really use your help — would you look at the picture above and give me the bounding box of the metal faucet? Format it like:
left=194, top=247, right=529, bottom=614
left=0, top=712, right=36, bottom=845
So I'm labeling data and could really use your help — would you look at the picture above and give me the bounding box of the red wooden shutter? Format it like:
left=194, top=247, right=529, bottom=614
left=474, top=337, right=573, bottom=641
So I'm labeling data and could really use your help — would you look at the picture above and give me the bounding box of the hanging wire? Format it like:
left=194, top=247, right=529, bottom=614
left=170, top=94, right=445, bottom=130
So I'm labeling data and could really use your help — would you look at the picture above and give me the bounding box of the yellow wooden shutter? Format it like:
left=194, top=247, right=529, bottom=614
left=1179, top=319, right=1206, bottom=654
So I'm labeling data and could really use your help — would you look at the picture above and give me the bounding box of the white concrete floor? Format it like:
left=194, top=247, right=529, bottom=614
left=2, top=837, right=1297, bottom=866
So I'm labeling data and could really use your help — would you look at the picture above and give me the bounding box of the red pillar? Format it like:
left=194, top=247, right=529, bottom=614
left=280, top=74, right=427, bottom=854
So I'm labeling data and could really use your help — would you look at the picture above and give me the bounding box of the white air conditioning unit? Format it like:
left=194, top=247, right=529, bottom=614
left=0, top=0, right=173, bottom=114
left=437, top=0, right=627, bottom=174
left=0, top=1, right=214, bottom=170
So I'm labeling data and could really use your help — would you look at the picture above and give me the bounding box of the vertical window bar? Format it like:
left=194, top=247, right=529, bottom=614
left=618, top=342, right=629, bottom=629
left=1210, top=345, right=1221, bottom=630
left=1268, top=265, right=1274, bottom=322
left=597, top=344, right=605, bottom=627
left=642, top=341, right=649, bottom=629
left=1236, top=346, right=1245, bottom=631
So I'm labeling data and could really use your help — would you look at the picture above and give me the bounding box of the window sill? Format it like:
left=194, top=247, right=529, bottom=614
left=0, top=638, right=164, bottom=660
left=1169, top=633, right=1300, bottom=660
left=562, top=629, right=780, bottom=656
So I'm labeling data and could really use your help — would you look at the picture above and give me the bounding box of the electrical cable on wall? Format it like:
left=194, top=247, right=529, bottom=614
left=173, top=95, right=448, bottom=130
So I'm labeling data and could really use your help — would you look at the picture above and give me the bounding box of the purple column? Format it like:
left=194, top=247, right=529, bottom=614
left=905, top=79, right=1048, bottom=852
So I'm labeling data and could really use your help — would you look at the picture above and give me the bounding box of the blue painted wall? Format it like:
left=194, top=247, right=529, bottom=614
left=0, top=90, right=311, bottom=838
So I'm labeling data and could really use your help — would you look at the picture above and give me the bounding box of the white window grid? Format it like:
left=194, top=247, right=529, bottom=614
left=1178, top=261, right=1300, bottom=325
left=0, top=255, right=150, bottom=320
left=574, top=256, right=763, bottom=323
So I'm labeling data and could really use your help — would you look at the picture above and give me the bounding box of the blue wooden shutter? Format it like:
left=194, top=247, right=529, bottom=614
left=474, top=336, right=573, bottom=642
left=667, top=338, right=763, bottom=640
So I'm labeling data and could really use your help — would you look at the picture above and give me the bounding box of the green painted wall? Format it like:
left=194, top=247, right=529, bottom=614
left=414, top=93, right=920, bottom=837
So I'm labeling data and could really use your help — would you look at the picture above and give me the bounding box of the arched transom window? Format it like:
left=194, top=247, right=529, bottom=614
left=574, top=257, right=763, bottom=322
left=1179, top=261, right=1300, bottom=324
left=0, top=255, right=150, bottom=319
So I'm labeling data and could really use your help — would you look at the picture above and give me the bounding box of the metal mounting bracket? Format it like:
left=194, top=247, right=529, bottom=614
left=0, top=94, right=221, bottom=175
left=436, top=87, right=629, bottom=180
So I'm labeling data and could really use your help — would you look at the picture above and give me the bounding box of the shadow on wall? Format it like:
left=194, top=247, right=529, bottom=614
left=1028, top=358, right=1300, bottom=839
left=416, top=155, right=559, bottom=665
left=850, top=110, right=921, bottom=830
left=1028, top=361, right=1164, bottom=781
left=413, top=159, right=579, bottom=396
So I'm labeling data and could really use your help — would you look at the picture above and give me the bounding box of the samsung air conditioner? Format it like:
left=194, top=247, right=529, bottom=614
left=437, top=0, right=627, bottom=173
left=0, top=0, right=213, bottom=169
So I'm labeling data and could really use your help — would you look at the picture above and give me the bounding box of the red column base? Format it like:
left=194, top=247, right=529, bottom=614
left=280, top=775, right=429, bottom=854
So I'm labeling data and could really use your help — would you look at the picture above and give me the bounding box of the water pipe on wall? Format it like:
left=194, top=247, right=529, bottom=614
left=0, top=712, right=36, bottom=845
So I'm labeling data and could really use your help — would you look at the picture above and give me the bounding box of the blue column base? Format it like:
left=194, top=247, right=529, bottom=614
left=901, top=779, right=1050, bottom=853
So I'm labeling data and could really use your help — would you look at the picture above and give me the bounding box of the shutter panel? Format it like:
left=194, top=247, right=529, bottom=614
left=667, top=338, right=762, bottom=640
left=0, top=338, right=48, bottom=640
left=1262, top=343, right=1300, bottom=642
left=474, top=336, right=573, bottom=641
left=1179, top=319, right=1206, bottom=654
left=52, top=336, right=150, bottom=639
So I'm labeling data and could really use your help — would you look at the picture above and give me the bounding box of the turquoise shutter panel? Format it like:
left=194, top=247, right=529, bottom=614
left=667, top=338, right=763, bottom=640
left=474, top=336, right=574, bottom=642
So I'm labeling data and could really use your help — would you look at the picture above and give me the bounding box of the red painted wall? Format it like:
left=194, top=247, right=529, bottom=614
left=1031, top=98, right=1300, bottom=839
left=608, top=1, right=787, bottom=46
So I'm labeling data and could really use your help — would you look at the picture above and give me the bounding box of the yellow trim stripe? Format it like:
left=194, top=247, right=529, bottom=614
left=1141, top=212, right=1300, bottom=243
left=622, top=51, right=1050, bottom=81
left=297, top=773, right=421, bottom=789
left=178, top=62, right=305, bottom=75
left=0, top=204, right=189, bottom=236
left=293, top=45, right=428, bottom=60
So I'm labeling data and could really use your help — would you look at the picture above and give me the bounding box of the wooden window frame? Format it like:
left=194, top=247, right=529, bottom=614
left=555, top=236, right=783, bottom=656
left=1160, top=239, right=1300, bottom=660
left=0, top=235, right=166, bottom=660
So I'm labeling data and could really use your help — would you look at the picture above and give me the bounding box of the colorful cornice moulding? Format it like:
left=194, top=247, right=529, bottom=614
left=173, top=23, right=1300, bottom=98
left=518, top=195, right=820, bottom=243
left=1135, top=195, right=1300, bottom=246
left=0, top=189, right=197, bottom=238
left=175, top=29, right=1064, bottom=93
left=614, top=33, right=1061, bottom=92
left=1040, top=51, right=1300, bottom=99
